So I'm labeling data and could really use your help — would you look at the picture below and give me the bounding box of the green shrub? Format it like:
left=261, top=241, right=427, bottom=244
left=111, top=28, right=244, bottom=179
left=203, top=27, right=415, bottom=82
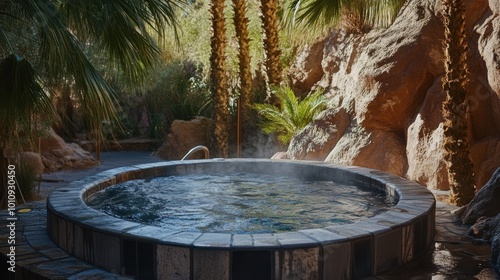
left=254, top=86, right=326, bottom=145
left=15, top=160, right=39, bottom=202
left=144, top=60, right=212, bottom=138
left=102, top=110, right=137, bottom=140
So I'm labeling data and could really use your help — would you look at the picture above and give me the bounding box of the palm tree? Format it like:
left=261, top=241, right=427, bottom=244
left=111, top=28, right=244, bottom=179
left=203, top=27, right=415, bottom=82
left=0, top=0, right=182, bottom=205
left=441, top=0, right=475, bottom=206
left=254, top=86, right=326, bottom=145
left=260, top=0, right=282, bottom=101
left=232, top=0, right=253, bottom=155
left=210, top=0, right=229, bottom=157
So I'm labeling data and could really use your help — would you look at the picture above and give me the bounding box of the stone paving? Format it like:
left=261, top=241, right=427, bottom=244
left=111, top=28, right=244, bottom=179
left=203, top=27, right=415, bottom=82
left=0, top=152, right=498, bottom=279
left=1, top=200, right=129, bottom=279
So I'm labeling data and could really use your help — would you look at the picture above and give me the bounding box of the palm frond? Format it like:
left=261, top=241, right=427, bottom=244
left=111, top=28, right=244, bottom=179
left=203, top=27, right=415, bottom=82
left=284, top=0, right=406, bottom=29
left=0, top=54, right=56, bottom=144
left=296, top=0, right=343, bottom=27
left=281, top=0, right=302, bottom=28
left=296, top=88, right=325, bottom=128
left=60, top=0, right=185, bottom=84
left=281, top=87, right=299, bottom=115
left=254, top=86, right=326, bottom=145
left=0, top=0, right=185, bottom=138
left=18, top=1, right=118, bottom=133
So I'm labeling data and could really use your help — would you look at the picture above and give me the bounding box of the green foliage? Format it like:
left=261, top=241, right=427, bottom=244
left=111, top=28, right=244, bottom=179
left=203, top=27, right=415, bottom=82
left=160, top=1, right=266, bottom=79
left=254, top=86, right=326, bottom=145
left=0, top=54, right=56, bottom=147
left=61, top=0, right=185, bottom=85
left=282, top=0, right=406, bottom=29
left=0, top=0, right=185, bottom=147
left=15, top=160, right=39, bottom=201
left=144, top=60, right=211, bottom=138
left=102, top=110, right=137, bottom=140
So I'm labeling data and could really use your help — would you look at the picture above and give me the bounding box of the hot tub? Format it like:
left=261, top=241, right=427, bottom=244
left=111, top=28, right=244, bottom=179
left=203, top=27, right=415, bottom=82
left=47, top=159, right=435, bottom=279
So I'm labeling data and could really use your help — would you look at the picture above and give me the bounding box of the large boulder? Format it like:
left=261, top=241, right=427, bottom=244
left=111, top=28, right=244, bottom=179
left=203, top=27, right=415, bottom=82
left=462, top=168, right=500, bottom=225
left=324, top=128, right=408, bottom=177
left=155, top=117, right=212, bottom=160
left=40, top=128, right=98, bottom=172
left=285, top=0, right=500, bottom=190
left=467, top=215, right=500, bottom=269
left=287, top=108, right=349, bottom=161
left=464, top=168, right=500, bottom=277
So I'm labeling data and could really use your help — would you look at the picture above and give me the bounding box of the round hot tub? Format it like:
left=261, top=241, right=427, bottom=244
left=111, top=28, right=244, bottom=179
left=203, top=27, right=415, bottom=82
left=47, top=159, right=435, bottom=279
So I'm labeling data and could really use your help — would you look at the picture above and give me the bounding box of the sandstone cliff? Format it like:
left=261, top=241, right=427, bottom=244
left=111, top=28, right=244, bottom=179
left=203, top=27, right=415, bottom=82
left=286, top=0, right=500, bottom=191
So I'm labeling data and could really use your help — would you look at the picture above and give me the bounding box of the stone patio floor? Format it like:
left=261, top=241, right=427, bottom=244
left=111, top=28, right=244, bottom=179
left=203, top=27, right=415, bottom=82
left=0, top=152, right=498, bottom=279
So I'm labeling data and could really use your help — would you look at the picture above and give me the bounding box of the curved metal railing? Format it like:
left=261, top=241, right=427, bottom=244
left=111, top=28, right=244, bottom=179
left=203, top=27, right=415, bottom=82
left=181, top=145, right=210, bottom=160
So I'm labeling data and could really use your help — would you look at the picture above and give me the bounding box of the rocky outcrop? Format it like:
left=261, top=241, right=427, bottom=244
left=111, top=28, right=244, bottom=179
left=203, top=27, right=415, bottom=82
left=462, top=168, right=500, bottom=225
left=460, top=214, right=500, bottom=269
left=287, top=108, right=349, bottom=161
left=464, top=168, right=500, bottom=268
left=289, top=39, right=328, bottom=96
left=286, top=0, right=500, bottom=190
left=40, top=129, right=98, bottom=172
left=155, top=117, right=213, bottom=160
left=471, top=138, right=500, bottom=189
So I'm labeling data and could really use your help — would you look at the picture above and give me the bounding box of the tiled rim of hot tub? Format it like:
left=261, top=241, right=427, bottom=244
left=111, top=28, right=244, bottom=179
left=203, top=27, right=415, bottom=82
left=47, top=159, right=435, bottom=280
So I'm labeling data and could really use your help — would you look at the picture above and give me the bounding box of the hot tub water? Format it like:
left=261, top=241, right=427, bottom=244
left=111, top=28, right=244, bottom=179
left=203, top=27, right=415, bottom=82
left=87, top=172, right=397, bottom=233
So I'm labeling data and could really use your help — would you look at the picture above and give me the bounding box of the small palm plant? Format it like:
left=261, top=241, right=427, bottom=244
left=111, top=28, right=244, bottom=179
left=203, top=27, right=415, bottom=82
left=254, top=86, right=326, bottom=145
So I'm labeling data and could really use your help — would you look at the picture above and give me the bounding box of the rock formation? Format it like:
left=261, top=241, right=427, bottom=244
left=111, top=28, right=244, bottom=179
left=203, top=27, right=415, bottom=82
left=40, top=128, right=98, bottom=172
left=462, top=168, right=500, bottom=267
left=462, top=168, right=500, bottom=225
left=155, top=117, right=213, bottom=160
left=286, top=0, right=500, bottom=191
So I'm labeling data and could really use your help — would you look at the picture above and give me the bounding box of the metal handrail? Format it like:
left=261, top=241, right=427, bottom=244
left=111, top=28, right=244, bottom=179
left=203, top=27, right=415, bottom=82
left=181, top=145, right=210, bottom=160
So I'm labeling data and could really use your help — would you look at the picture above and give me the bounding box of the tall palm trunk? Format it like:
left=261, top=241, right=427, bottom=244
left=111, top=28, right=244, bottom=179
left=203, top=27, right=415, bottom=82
left=260, top=0, right=282, bottom=104
left=442, top=0, right=475, bottom=206
left=232, top=0, right=252, bottom=153
left=210, top=0, right=229, bottom=158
